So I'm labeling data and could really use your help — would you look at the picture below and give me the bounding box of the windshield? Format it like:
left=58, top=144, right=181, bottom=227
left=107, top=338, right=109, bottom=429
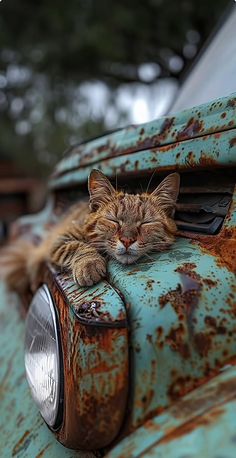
left=170, top=4, right=236, bottom=113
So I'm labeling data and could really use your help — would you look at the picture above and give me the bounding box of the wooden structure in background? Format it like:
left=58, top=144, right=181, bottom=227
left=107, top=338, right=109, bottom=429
left=0, top=160, right=45, bottom=240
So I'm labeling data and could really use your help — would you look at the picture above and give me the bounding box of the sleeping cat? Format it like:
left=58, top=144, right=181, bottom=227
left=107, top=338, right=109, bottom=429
left=0, top=169, right=180, bottom=294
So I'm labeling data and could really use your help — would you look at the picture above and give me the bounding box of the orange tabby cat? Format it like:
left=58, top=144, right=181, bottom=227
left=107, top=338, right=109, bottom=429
left=0, top=169, right=180, bottom=294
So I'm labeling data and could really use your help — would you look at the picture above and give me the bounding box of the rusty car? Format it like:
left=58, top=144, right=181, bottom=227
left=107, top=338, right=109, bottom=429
left=0, top=5, right=236, bottom=458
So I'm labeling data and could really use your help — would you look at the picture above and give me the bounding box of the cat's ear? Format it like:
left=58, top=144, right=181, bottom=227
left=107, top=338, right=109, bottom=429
left=88, top=169, right=115, bottom=211
left=151, top=173, right=180, bottom=216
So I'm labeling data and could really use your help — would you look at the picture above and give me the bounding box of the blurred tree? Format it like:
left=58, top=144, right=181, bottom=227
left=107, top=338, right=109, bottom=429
left=0, top=0, right=226, bottom=176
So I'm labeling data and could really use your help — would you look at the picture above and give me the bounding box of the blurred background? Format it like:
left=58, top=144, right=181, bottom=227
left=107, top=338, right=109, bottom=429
left=0, top=0, right=235, bottom=236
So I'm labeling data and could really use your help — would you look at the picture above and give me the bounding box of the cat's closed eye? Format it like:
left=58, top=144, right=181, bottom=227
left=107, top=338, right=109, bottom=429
left=140, top=221, right=156, bottom=226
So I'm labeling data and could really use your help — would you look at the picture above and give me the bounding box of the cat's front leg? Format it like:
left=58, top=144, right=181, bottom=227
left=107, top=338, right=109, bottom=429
left=50, top=238, right=106, bottom=287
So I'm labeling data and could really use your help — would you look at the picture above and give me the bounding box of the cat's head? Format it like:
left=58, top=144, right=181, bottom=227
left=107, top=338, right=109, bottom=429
left=87, top=169, right=180, bottom=264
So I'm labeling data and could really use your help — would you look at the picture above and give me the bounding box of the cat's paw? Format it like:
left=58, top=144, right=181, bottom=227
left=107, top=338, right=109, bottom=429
left=72, top=256, right=106, bottom=287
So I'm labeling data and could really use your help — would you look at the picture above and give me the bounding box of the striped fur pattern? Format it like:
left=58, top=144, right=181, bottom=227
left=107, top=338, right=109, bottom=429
left=0, top=170, right=180, bottom=292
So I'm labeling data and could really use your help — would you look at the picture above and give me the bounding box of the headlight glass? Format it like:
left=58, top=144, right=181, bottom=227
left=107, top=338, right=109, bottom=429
left=25, top=284, right=62, bottom=428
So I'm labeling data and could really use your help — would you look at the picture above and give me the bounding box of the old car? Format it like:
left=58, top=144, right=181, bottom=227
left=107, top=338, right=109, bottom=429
left=0, top=5, right=236, bottom=458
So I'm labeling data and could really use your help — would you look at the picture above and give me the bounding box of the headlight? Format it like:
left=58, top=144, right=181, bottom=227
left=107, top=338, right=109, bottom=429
left=25, top=284, right=63, bottom=428
left=24, top=276, right=129, bottom=450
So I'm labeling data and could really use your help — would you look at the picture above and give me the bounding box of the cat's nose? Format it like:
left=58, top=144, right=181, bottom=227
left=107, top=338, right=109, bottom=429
left=119, top=236, right=135, bottom=249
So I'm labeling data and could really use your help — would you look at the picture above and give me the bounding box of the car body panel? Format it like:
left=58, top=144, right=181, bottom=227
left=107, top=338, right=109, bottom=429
left=0, top=93, right=235, bottom=455
left=0, top=282, right=95, bottom=458
left=106, top=363, right=236, bottom=458
left=45, top=269, right=129, bottom=449
left=51, top=94, right=236, bottom=188
left=107, top=232, right=236, bottom=431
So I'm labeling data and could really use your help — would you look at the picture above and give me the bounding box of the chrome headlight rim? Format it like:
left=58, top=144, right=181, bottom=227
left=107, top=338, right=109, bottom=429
left=25, top=283, right=64, bottom=431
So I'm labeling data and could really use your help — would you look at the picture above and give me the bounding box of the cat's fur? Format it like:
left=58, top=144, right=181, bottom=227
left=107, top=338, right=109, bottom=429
left=0, top=170, right=180, bottom=294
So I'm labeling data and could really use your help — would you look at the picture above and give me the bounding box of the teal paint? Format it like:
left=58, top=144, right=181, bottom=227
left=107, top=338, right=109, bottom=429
left=106, top=364, right=236, bottom=458
left=107, top=233, right=235, bottom=429
left=55, top=270, right=127, bottom=325
left=53, top=94, right=236, bottom=177
left=0, top=282, right=94, bottom=457
left=50, top=128, right=236, bottom=189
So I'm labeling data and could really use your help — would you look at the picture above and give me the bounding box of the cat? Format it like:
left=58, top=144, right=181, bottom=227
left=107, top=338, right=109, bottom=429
left=0, top=169, right=180, bottom=294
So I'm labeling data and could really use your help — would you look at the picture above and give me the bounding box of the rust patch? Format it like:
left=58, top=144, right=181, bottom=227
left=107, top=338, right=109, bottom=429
left=167, top=358, right=236, bottom=404
left=35, top=444, right=50, bottom=458
left=168, top=375, right=194, bottom=401
left=227, top=98, right=236, bottom=108
left=186, top=151, right=195, bottom=164
left=159, top=283, right=200, bottom=312
left=12, top=431, right=31, bottom=456
left=165, top=324, right=190, bottom=359
left=229, top=137, right=236, bottom=148
left=214, top=133, right=221, bottom=139
left=194, top=332, right=212, bottom=357
left=159, top=117, right=175, bottom=141
left=137, top=117, right=175, bottom=151
left=141, top=389, right=155, bottom=410
left=177, top=118, right=204, bottom=141
left=159, top=281, right=200, bottom=334
left=141, top=418, right=161, bottom=433
left=175, top=262, right=197, bottom=273
left=203, top=278, right=217, bottom=288
left=158, top=262, right=227, bottom=359
left=147, top=329, right=164, bottom=350
left=204, top=316, right=217, bottom=328
left=159, top=263, right=202, bottom=334
left=146, top=279, right=155, bottom=291
left=199, top=153, right=218, bottom=167
left=204, top=316, right=227, bottom=335
left=193, top=227, right=236, bottom=273
left=171, top=374, right=236, bottom=419
left=157, top=408, right=225, bottom=445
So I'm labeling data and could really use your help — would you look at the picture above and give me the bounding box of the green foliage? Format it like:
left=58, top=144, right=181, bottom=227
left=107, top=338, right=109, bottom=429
left=0, top=0, right=226, bottom=176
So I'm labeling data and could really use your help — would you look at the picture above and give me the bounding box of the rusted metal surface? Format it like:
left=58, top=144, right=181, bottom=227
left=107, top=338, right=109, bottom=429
left=52, top=94, right=236, bottom=180
left=50, top=127, right=236, bottom=189
left=2, top=91, right=235, bottom=454
left=0, top=281, right=95, bottom=458
left=54, top=268, right=127, bottom=327
left=44, top=267, right=129, bottom=450
left=193, top=226, right=236, bottom=273
left=106, top=363, right=236, bottom=457
left=179, top=187, right=236, bottom=273
left=106, top=185, right=236, bottom=433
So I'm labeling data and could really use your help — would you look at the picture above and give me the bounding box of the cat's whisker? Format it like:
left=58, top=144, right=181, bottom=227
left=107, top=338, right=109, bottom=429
left=144, top=253, right=155, bottom=262
left=145, top=169, right=157, bottom=194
